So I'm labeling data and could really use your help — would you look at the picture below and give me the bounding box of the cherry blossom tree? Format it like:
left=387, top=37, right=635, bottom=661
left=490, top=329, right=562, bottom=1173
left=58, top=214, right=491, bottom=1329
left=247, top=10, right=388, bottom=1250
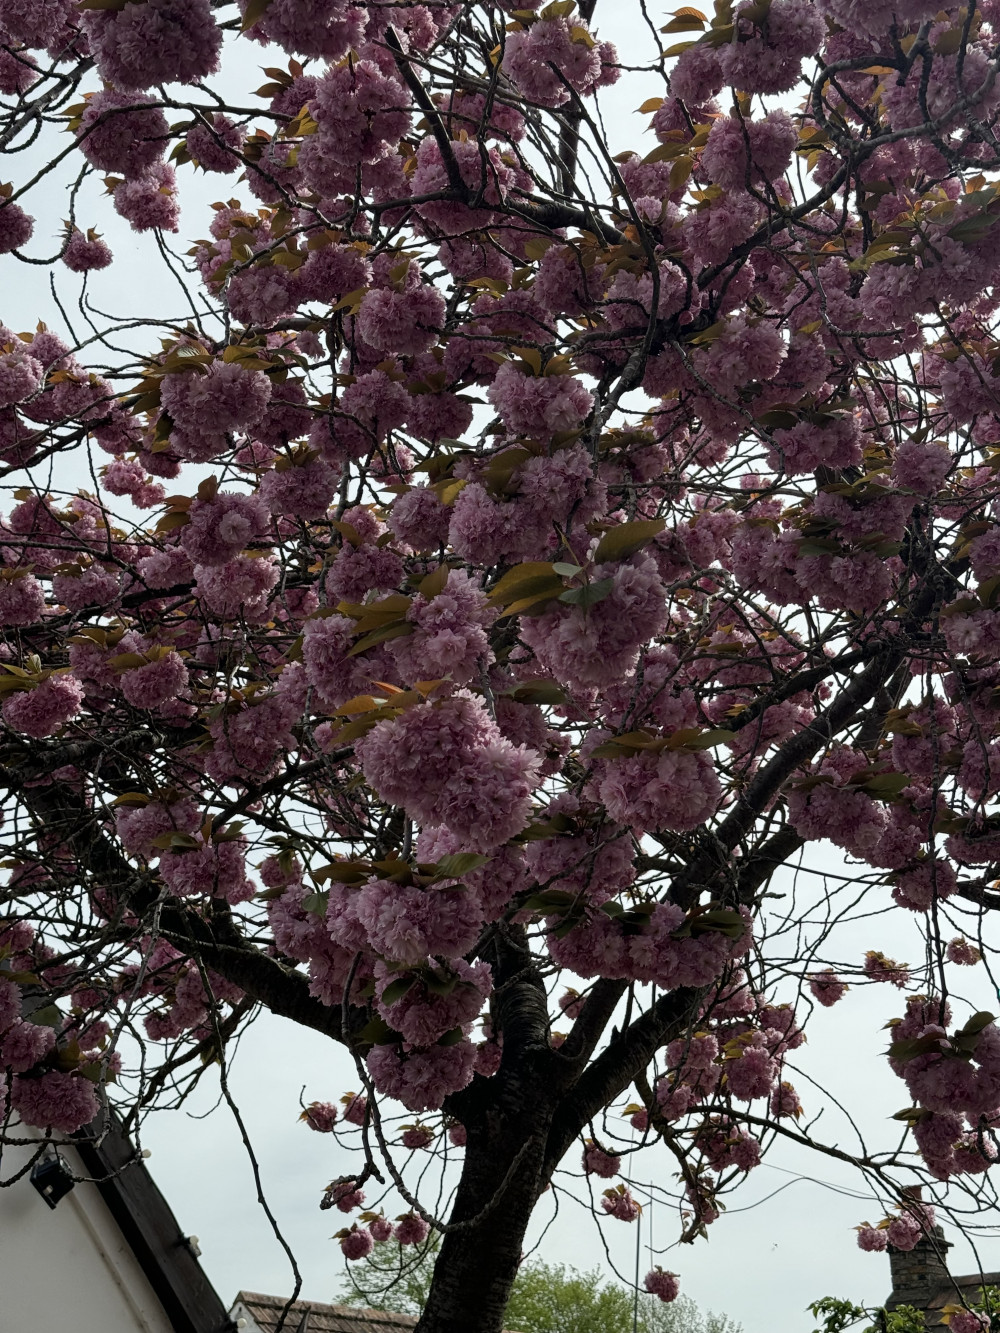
left=3, top=0, right=1000, bottom=1329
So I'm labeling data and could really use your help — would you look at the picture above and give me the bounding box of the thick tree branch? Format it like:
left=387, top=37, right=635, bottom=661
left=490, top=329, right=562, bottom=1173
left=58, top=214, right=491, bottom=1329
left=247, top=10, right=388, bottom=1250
left=543, top=986, right=701, bottom=1179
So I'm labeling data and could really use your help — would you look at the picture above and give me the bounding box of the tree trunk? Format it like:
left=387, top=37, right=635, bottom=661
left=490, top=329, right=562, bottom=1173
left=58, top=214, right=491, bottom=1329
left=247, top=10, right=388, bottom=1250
left=415, top=1109, right=552, bottom=1333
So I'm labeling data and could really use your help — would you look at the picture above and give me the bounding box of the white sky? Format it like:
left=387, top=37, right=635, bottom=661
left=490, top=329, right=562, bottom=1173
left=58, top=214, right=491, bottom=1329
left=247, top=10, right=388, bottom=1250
left=4, top=6, right=1000, bottom=1329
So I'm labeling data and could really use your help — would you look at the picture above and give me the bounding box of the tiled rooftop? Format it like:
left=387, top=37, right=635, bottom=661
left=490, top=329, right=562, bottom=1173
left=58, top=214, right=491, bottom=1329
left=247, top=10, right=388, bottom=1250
left=232, top=1292, right=419, bottom=1333
left=231, top=1291, right=523, bottom=1333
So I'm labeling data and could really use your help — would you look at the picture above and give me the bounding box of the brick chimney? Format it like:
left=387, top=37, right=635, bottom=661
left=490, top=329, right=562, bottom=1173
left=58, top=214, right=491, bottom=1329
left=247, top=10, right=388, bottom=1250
left=885, top=1225, right=953, bottom=1310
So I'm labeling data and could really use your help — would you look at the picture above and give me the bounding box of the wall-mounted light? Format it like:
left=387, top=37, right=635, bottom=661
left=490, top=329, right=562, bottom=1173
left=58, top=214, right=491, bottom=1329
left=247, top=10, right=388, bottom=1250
left=30, top=1145, right=75, bottom=1209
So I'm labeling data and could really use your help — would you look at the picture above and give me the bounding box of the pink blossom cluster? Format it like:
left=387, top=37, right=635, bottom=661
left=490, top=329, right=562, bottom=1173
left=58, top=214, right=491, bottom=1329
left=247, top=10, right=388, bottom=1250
left=389, top=571, right=496, bottom=686
left=1, top=1017, right=55, bottom=1072
left=351, top=880, right=483, bottom=965
left=340, top=1226, right=374, bottom=1260
left=2, top=673, right=84, bottom=738
left=448, top=445, right=607, bottom=566
left=644, top=1269, right=680, bottom=1303
left=161, top=361, right=272, bottom=447
left=595, top=746, right=722, bottom=835
left=1, top=976, right=99, bottom=1134
left=325, top=539, right=403, bottom=605
left=394, top=1211, right=431, bottom=1245
left=180, top=490, right=269, bottom=567
left=0, top=572, right=45, bottom=626
left=366, top=1038, right=478, bottom=1112
left=9, top=1069, right=100, bottom=1134
left=77, top=91, right=169, bottom=178
left=582, top=1140, right=621, bottom=1178
left=547, top=897, right=749, bottom=995
left=374, top=958, right=492, bottom=1044
left=302, top=1101, right=338, bottom=1133
left=186, top=114, right=244, bottom=174
left=247, top=0, right=364, bottom=59
left=309, top=59, right=411, bottom=168
left=519, top=557, right=667, bottom=692
left=158, top=836, right=254, bottom=904
left=119, top=651, right=188, bottom=711
left=258, top=454, right=340, bottom=520
left=0, top=200, right=32, bottom=253
left=696, top=1120, right=762, bottom=1172
left=502, top=17, right=617, bottom=108
left=857, top=1202, right=935, bottom=1255
left=808, top=971, right=847, bottom=1006
left=400, top=1123, right=434, bottom=1150
left=82, top=0, right=221, bottom=90
left=355, top=693, right=541, bottom=851
left=487, top=362, right=594, bottom=440
left=601, top=1186, right=640, bottom=1221
left=701, top=112, right=797, bottom=190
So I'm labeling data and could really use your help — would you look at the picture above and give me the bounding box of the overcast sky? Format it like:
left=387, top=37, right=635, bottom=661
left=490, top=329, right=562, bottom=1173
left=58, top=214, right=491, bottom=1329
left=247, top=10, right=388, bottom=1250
left=4, top=8, right=1000, bottom=1329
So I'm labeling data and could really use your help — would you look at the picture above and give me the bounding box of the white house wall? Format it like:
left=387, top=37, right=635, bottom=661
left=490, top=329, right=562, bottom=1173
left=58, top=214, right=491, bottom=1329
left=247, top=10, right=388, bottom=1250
left=0, top=1136, right=175, bottom=1333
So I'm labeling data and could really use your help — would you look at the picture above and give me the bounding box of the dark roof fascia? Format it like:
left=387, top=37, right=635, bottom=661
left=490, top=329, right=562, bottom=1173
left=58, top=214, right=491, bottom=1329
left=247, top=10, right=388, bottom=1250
left=73, top=1109, right=235, bottom=1333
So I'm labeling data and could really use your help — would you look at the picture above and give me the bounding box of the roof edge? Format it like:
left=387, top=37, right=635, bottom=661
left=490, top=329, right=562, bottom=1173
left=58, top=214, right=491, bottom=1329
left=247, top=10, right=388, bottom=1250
left=75, top=1108, right=234, bottom=1333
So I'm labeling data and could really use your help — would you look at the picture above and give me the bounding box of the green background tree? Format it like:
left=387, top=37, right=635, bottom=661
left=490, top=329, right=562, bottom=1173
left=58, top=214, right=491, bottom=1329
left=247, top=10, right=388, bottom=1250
left=335, top=1237, right=741, bottom=1333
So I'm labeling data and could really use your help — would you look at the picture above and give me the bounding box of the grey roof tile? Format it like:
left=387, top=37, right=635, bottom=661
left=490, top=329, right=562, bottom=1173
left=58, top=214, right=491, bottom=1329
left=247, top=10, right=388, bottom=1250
left=233, top=1291, right=522, bottom=1333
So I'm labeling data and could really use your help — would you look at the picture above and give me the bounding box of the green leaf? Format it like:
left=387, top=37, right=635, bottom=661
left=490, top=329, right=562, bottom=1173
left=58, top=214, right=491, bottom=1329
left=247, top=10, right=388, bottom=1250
left=150, top=831, right=201, bottom=850
left=358, top=1016, right=402, bottom=1045
left=418, top=564, right=450, bottom=600
left=688, top=908, right=747, bottom=939
left=887, top=1034, right=946, bottom=1062
left=948, top=211, right=1000, bottom=244
left=300, top=891, right=329, bottom=915
left=798, top=539, right=842, bottom=557
left=958, top=1010, right=996, bottom=1036
left=326, top=715, right=384, bottom=744
left=551, top=562, right=583, bottom=577
left=256, top=885, right=287, bottom=901
left=435, top=852, right=490, bottom=877
left=940, top=597, right=981, bottom=619
left=330, top=519, right=363, bottom=548
left=488, top=562, right=559, bottom=606
left=860, top=772, right=912, bottom=798
left=660, top=12, right=705, bottom=30
left=522, top=888, right=578, bottom=913
left=314, top=862, right=370, bottom=884
left=436, top=1027, right=466, bottom=1047
left=347, top=621, right=414, bottom=657
left=499, top=586, right=565, bottom=619
left=380, top=977, right=417, bottom=1006
left=509, top=680, right=566, bottom=706
left=241, top=0, right=274, bottom=30
left=668, top=727, right=735, bottom=751
left=517, top=813, right=575, bottom=841
left=593, top=518, right=665, bottom=563
left=559, top=577, right=615, bottom=608
left=107, top=652, right=150, bottom=671
left=423, top=971, right=460, bottom=997
left=589, top=729, right=663, bottom=759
